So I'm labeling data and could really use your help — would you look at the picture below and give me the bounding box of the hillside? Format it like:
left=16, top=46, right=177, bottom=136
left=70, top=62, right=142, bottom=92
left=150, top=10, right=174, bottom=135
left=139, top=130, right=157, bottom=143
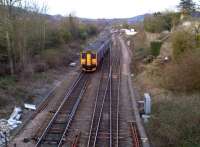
left=128, top=14, right=200, bottom=147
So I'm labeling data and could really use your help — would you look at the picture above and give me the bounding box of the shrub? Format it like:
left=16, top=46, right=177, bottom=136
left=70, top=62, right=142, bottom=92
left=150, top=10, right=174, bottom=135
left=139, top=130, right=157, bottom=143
left=61, top=30, right=72, bottom=43
left=132, top=31, right=149, bottom=58
left=0, top=76, right=16, bottom=90
left=45, top=29, right=64, bottom=48
left=172, top=30, right=196, bottom=59
left=42, top=49, right=64, bottom=68
left=79, top=27, right=88, bottom=40
left=196, top=34, right=200, bottom=47
left=147, top=95, right=200, bottom=147
left=87, top=25, right=98, bottom=36
left=0, top=96, right=9, bottom=108
left=160, top=50, right=200, bottom=91
left=150, top=41, right=162, bottom=56
left=144, top=16, right=165, bottom=33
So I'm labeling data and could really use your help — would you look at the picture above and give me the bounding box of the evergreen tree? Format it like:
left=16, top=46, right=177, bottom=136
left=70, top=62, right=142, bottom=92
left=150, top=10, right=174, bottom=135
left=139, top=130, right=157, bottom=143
left=178, top=0, right=196, bottom=14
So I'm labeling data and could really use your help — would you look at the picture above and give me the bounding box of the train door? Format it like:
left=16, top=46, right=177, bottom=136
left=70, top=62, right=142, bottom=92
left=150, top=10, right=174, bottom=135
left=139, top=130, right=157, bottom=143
left=86, top=52, right=92, bottom=66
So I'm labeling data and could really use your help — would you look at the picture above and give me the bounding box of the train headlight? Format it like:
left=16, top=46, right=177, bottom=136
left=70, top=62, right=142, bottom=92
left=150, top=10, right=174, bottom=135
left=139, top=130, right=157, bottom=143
left=81, top=59, right=86, bottom=64
left=92, top=59, right=97, bottom=65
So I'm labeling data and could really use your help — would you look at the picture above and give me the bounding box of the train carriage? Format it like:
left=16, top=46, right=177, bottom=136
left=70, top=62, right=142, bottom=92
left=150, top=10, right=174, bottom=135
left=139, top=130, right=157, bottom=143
left=80, top=35, right=111, bottom=72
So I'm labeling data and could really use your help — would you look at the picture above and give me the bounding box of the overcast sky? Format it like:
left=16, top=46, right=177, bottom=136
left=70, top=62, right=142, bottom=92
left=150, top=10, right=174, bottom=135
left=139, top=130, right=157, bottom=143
left=39, top=0, right=198, bottom=18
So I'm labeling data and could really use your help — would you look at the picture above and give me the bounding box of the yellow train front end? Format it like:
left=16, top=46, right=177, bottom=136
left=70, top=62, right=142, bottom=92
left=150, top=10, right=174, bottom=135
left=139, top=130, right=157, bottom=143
left=80, top=51, right=97, bottom=72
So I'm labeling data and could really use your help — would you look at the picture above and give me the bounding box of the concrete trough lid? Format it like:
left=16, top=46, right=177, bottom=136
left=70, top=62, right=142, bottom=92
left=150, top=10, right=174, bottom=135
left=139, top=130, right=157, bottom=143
left=8, top=107, right=22, bottom=121
left=24, top=103, right=36, bottom=110
left=7, top=107, right=22, bottom=129
left=69, top=62, right=76, bottom=67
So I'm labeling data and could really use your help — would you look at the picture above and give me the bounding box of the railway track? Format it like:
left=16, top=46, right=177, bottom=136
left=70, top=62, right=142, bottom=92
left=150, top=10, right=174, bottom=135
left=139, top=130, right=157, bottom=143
left=87, top=43, right=121, bottom=147
left=110, top=45, right=121, bottom=147
left=35, top=73, right=89, bottom=147
left=87, top=53, right=111, bottom=147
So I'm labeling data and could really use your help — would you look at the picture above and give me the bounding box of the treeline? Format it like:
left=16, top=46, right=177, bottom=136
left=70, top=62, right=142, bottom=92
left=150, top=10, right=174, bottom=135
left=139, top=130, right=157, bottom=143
left=0, top=0, right=99, bottom=76
left=144, top=0, right=199, bottom=33
left=144, top=12, right=181, bottom=33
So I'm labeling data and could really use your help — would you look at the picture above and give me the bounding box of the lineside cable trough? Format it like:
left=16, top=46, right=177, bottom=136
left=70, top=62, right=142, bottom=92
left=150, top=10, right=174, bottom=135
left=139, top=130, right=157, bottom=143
left=137, top=93, right=152, bottom=123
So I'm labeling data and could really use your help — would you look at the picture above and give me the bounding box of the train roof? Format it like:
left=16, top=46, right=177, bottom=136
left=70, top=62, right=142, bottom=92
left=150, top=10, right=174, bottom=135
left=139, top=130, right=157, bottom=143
left=84, top=32, right=111, bottom=52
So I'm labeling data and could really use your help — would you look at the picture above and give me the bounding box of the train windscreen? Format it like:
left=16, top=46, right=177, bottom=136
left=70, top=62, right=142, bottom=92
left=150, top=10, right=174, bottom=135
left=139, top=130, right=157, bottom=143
left=82, top=53, right=86, bottom=58
left=91, top=53, right=96, bottom=58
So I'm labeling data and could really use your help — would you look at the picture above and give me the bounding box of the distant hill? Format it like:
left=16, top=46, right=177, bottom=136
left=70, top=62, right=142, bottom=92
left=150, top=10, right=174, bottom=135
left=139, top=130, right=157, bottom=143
left=127, top=14, right=150, bottom=24
left=45, top=13, right=151, bottom=26
left=78, top=14, right=150, bottom=25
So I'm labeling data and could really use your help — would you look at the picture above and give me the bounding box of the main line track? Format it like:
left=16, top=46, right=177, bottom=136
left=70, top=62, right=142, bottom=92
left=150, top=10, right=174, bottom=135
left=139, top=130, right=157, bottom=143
left=87, top=44, right=121, bottom=147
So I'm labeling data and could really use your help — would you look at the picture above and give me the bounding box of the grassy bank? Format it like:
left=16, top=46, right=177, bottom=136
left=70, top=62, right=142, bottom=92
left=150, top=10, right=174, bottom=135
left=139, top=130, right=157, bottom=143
left=131, top=28, right=200, bottom=147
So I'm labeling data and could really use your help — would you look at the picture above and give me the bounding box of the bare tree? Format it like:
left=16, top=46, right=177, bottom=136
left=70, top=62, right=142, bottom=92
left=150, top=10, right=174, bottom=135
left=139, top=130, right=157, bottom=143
left=0, top=0, right=48, bottom=75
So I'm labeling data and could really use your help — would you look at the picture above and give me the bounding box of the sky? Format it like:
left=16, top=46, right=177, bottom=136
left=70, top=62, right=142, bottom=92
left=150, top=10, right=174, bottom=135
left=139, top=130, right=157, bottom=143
left=38, top=0, right=198, bottom=19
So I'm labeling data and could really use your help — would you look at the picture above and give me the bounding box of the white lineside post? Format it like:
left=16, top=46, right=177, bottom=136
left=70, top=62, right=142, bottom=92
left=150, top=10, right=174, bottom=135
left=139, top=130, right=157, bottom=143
left=144, top=93, right=151, bottom=115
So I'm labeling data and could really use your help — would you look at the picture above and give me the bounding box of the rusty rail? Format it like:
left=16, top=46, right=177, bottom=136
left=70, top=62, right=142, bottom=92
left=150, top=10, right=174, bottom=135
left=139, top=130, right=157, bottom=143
left=129, top=122, right=141, bottom=147
left=71, top=132, right=81, bottom=147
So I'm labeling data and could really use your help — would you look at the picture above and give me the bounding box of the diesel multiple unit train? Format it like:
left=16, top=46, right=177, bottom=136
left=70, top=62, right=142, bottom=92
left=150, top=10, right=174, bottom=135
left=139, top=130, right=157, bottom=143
left=80, top=33, right=111, bottom=72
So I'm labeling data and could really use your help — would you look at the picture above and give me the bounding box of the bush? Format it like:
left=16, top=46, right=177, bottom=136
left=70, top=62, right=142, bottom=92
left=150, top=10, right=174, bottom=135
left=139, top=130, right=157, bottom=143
left=172, top=30, right=196, bottom=59
left=144, top=15, right=166, bottom=33
left=45, top=28, right=64, bottom=48
left=87, top=25, right=98, bottom=36
left=61, top=30, right=72, bottom=43
left=132, top=31, right=149, bottom=58
left=78, top=26, right=88, bottom=40
left=0, top=76, right=16, bottom=90
left=147, top=95, right=200, bottom=147
left=42, top=49, right=64, bottom=68
left=160, top=50, right=200, bottom=91
left=0, top=96, right=9, bottom=108
left=150, top=41, right=162, bottom=56
left=196, top=34, right=200, bottom=47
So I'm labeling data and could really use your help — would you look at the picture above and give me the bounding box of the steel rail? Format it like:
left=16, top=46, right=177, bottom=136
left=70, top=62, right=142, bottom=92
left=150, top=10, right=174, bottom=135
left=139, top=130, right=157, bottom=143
left=116, top=57, right=121, bottom=147
left=57, top=80, right=88, bottom=147
left=86, top=60, right=105, bottom=147
left=110, top=40, right=121, bottom=147
left=71, top=132, right=81, bottom=147
left=115, top=44, right=121, bottom=147
left=130, top=122, right=141, bottom=147
left=109, top=67, right=112, bottom=147
left=87, top=55, right=111, bottom=147
left=92, top=71, right=111, bottom=147
left=35, top=72, right=86, bottom=147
